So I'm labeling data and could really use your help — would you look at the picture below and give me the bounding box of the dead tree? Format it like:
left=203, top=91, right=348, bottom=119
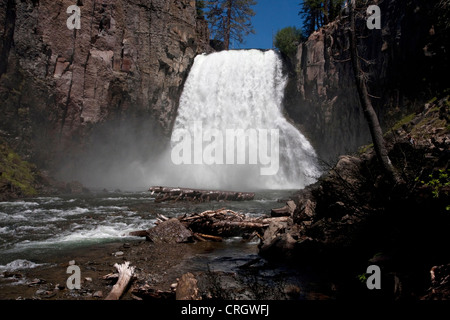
left=348, top=0, right=401, bottom=185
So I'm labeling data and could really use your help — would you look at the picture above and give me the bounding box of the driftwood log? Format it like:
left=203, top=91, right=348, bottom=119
left=149, top=186, right=255, bottom=203
left=179, top=209, right=289, bottom=237
left=104, top=262, right=135, bottom=300
left=131, top=208, right=290, bottom=241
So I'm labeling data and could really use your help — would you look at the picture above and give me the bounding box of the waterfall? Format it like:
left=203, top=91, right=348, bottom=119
left=163, top=49, right=320, bottom=190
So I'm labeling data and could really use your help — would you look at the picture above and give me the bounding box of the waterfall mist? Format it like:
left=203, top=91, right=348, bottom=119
left=59, top=50, right=321, bottom=192
left=161, top=50, right=321, bottom=191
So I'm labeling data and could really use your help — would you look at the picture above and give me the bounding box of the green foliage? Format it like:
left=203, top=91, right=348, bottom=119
left=387, top=113, right=416, bottom=135
left=274, top=26, right=304, bottom=56
left=416, top=169, right=450, bottom=199
left=205, top=0, right=257, bottom=49
left=358, top=143, right=374, bottom=154
left=0, top=140, right=38, bottom=198
left=357, top=273, right=368, bottom=283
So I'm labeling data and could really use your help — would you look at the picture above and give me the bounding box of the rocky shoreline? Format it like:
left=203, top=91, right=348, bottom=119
left=258, top=96, right=450, bottom=300
left=0, top=238, right=329, bottom=301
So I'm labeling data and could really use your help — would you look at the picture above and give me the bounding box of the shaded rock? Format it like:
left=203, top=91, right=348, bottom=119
left=146, top=218, right=193, bottom=244
left=258, top=220, right=296, bottom=258
left=284, top=1, right=448, bottom=162
left=292, top=187, right=317, bottom=223
left=331, top=156, right=364, bottom=188
left=422, top=264, right=450, bottom=300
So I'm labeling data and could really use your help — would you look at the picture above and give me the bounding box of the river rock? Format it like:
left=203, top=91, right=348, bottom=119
left=146, top=218, right=193, bottom=244
left=422, top=264, right=450, bottom=300
left=259, top=221, right=288, bottom=255
left=176, top=273, right=200, bottom=300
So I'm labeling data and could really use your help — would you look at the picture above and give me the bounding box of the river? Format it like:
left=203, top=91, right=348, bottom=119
left=0, top=189, right=293, bottom=265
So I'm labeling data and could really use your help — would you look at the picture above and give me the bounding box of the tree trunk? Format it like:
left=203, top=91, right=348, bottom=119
left=348, top=0, right=400, bottom=185
left=223, top=0, right=232, bottom=49
left=324, top=0, right=329, bottom=25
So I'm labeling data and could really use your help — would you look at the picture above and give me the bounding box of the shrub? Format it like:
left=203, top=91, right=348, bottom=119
left=274, top=26, right=304, bottom=57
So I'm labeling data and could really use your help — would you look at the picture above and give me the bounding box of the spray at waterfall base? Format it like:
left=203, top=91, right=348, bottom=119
left=171, top=121, right=280, bottom=176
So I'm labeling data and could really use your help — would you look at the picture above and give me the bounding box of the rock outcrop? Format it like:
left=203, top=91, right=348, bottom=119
left=0, top=0, right=211, bottom=175
left=283, top=0, right=448, bottom=161
left=261, top=96, right=450, bottom=299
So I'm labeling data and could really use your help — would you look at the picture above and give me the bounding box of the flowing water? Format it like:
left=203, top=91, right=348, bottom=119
left=159, top=49, right=320, bottom=190
left=0, top=50, right=326, bottom=298
left=0, top=190, right=291, bottom=268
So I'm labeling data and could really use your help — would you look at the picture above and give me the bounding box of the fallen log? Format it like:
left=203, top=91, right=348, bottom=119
left=149, top=186, right=255, bottom=203
left=105, top=262, right=135, bottom=300
left=181, top=209, right=269, bottom=237
left=130, top=209, right=292, bottom=241
left=194, top=233, right=223, bottom=242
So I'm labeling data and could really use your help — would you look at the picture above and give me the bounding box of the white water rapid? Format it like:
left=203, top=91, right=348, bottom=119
left=163, top=49, right=320, bottom=190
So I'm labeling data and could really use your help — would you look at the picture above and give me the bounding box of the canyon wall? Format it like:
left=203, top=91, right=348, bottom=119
left=0, top=0, right=211, bottom=179
left=284, top=0, right=447, bottom=161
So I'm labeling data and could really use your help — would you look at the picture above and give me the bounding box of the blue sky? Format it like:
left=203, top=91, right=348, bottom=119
left=236, top=0, right=303, bottom=49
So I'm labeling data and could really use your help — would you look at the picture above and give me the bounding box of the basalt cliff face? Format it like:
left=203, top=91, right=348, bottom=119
left=0, top=0, right=211, bottom=179
left=284, top=0, right=448, bottom=161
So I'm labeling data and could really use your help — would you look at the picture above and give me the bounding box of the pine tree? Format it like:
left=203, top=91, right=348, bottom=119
left=299, top=0, right=345, bottom=36
left=196, top=0, right=206, bottom=18
left=206, top=0, right=257, bottom=50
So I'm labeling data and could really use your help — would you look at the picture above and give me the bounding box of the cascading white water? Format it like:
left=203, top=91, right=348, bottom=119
left=167, top=49, right=320, bottom=190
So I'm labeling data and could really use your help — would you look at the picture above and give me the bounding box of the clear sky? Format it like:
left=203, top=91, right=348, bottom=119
left=236, top=0, right=303, bottom=50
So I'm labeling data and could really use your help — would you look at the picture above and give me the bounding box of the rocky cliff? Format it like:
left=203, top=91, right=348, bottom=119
left=284, top=0, right=448, bottom=162
left=0, top=0, right=211, bottom=183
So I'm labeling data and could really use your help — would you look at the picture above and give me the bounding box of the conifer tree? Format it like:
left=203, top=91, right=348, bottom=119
left=299, top=0, right=345, bottom=36
left=206, top=0, right=257, bottom=50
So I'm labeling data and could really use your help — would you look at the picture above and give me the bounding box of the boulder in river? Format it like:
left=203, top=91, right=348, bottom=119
left=145, top=218, right=193, bottom=244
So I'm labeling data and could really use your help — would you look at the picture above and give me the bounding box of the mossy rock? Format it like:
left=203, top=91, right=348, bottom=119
left=0, top=139, right=39, bottom=199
